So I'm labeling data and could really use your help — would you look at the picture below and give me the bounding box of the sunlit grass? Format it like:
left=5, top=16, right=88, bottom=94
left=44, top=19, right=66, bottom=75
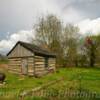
left=0, top=67, right=100, bottom=100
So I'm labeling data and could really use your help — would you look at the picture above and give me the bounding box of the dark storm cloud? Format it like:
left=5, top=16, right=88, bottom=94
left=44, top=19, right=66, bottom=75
left=63, top=0, right=100, bottom=18
left=0, top=0, right=100, bottom=54
left=0, top=0, right=40, bottom=39
left=0, top=0, right=100, bottom=39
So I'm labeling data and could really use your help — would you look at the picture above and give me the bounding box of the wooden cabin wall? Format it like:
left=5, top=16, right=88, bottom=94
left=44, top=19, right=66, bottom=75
left=8, top=44, right=33, bottom=58
left=27, top=57, right=34, bottom=76
left=7, top=43, right=56, bottom=76
left=8, top=57, right=35, bottom=75
left=8, top=58, right=22, bottom=74
left=48, top=58, right=56, bottom=70
left=34, top=56, right=46, bottom=76
left=34, top=56, right=56, bottom=76
left=8, top=43, right=35, bottom=75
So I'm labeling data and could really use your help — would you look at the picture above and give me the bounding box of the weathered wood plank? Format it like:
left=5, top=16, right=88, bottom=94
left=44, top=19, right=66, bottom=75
left=35, top=62, right=44, bottom=65
left=8, top=44, right=34, bottom=57
left=35, top=56, right=44, bottom=59
left=8, top=68, right=21, bottom=72
left=34, top=59, right=44, bottom=61
left=9, top=64, right=21, bottom=66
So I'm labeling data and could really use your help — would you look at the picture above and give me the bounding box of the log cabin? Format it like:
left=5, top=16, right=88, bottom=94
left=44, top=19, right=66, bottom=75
left=7, top=41, right=56, bottom=77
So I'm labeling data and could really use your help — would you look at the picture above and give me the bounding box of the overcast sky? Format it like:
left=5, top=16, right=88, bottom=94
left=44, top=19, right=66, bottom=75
left=0, top=0, right=100, bottom=54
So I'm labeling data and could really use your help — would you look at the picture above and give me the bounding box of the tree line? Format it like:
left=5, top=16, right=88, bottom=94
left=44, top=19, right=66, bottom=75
left=33, top=14, right=100, bottom=68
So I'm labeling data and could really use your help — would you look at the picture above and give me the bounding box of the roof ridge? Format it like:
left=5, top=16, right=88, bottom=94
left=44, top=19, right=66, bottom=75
left=18, top=41, right=56, bottom=57
left=19, top=41, right=49, bottom=52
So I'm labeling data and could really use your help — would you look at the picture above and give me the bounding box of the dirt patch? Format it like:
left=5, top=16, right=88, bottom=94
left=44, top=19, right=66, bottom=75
left=0, top=64, right=8, bottom=71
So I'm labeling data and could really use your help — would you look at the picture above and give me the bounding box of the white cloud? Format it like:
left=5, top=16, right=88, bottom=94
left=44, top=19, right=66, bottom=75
left=42, top=0, right=84, bottom=24
left=1, top=18, right=100, bottom=55
left=61, top=6, right=84, bottom=24
left=0, top=30, right=34, bottom=54
left=77, top=18, right=100, bottom=35
left=1, top=0, right=100, bottom=54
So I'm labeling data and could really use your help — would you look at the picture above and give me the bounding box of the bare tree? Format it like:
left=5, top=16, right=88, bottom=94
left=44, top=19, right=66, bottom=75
left=33, top=15, right=80, bottom=67
left=62, top=24, right=79, bottom=67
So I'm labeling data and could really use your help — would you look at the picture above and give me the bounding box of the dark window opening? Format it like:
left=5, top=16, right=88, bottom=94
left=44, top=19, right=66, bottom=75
left=45, top=58, right=48, bottom=68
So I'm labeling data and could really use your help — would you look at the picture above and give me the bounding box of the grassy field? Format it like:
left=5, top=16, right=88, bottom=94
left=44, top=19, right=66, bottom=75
left=0, top=66, right=100, bottom=100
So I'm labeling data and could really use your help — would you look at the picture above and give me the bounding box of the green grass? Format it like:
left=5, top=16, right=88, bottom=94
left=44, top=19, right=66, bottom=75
left=0, top=59, right=8, bottom=64
left=0, top=67, right=100, bottom=100
left=41, top=68, right=100, bottom=100
left=0, top=69, right=63, bottom=100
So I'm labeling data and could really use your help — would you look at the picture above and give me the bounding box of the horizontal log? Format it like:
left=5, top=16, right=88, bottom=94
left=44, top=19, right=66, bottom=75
left=35, top=66, right=44, bottom=68
left=49, top=60, right=55, bottom=62
left=49, top=64, right=55, bottom=66
left=35, top=56, right=44, bottom=59
left=49, top=58, right=56, bottom=60
left=35, top=64, right=44, bottom=66
left=28, top=68, right=34, bottom=70
left=28, top=57, right=34, bottom=59
left=35, top=62, right=44, bottom=64
left=34, top=58, right=45, bottom=61
left=28, top=69, right=34, bottom=71
left=49, top=61, right=55, bottom=63
left=34, top=60, right=45, bottom=63
left=35, top=62, right=45, bottom=65
left=49, top=58, right=55, bottom=60
left=28, top=58, right=34, bottom=60
left=8, top=68, right=21, bottom=72
left=35, top=58, right=44, bottom=60
left=34, top=66, right=44, bottom=69
left=49, top=62, right=55, bottom=63
left=11, top=69, right=21, bottom=71
left=49, top=67, right=55, bottom=68
left=9, top=59, right=21, bottom=61
left=49, top=63, right=55, bottom=65
left=9, top=62, right=21, bottom=64
left=28, top=61, right=34, bottom=63
left=28, top=65, right=34, bottom=67
left=35, top=68, right=45, bottom=71
left=10, top=67, right=21, bottom=70
left=9, top=63, right=21, bottom=65
left=28, top=64, right=34, bottom=66
left=9, top=64, right=21, bottom=66
left=8, top=66, right=20, bottom=68
left=9, top=62, right=21, bottom=65
left=49, top=65, right=55, bottom=67
left=48, top=66, right=55, bottom=68
left=8, top=66, right=21, bottom=68
left=8, top=68, right=20, bottom=71
left=9, top=61, right=21, bottom=64
left=35, top=67, right=45, bottom=70
left=28, top=62, right=34, bottom=63
left=9, top=58, right=21, bottom=61
left=35, top=66, right=45, bottom=69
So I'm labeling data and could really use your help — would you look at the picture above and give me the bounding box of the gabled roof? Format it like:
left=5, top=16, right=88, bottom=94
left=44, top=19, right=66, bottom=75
left=7, top=41, right=56, bottom=58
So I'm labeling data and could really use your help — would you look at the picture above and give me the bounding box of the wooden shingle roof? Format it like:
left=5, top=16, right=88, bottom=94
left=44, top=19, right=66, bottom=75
left=7, top=41, right=56, bottom=58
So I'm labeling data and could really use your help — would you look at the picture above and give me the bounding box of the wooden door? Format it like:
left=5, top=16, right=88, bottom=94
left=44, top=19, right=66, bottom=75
left=22, top=59, right=28, bottom=75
